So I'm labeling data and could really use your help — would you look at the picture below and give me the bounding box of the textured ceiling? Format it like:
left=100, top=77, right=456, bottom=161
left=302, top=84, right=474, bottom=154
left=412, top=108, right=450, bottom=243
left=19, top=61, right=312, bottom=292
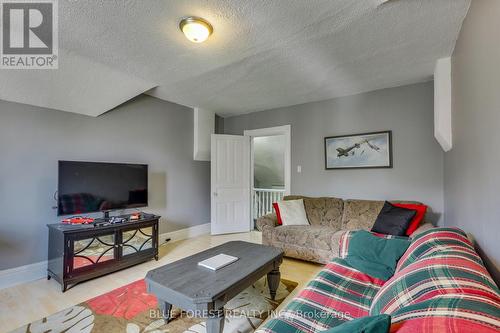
left=0, top=50, right=156, bottom=117
left=0, top=0, right=470, bottom=117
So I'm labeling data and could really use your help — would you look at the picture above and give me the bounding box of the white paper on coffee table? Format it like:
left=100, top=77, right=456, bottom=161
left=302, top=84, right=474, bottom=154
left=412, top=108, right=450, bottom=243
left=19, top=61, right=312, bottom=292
left=197, top=253, right=239, bottom=270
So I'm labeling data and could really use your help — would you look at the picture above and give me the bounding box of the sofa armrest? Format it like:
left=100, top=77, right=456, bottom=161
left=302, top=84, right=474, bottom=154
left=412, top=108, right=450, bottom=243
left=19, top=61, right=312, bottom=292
left=256, top=213, right=278, bottom=231
left=409, top=222, right=434, bottom=238
left=332, top=230, right=349, bottom=258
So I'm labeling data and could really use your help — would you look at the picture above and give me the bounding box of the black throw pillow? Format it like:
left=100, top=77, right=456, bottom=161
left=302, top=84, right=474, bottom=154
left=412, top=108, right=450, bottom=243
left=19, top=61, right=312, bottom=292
left=371, top=201, right=417, bottom=236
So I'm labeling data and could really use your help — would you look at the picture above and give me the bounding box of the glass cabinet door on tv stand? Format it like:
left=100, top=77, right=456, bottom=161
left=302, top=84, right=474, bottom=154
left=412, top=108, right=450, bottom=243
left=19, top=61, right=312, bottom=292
left=120, top=225, right=155, bottom=258
left=47, top=216, right=160, bottom=292
left=71, top=232, right=117, bottom=271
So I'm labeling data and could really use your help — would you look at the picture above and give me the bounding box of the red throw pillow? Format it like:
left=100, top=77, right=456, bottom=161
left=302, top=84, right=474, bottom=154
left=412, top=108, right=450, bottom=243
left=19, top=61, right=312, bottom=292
left=272, top=202, right=283, bottom=225
left=392, top=203, right=427, bottom=235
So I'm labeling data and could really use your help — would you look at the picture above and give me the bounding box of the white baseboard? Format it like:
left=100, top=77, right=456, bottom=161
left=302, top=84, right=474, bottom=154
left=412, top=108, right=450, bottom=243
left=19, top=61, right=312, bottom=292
left=0, top=260, right=48, bottom=290
left=159, top=223, right=211, bottom=244
left=0, top=223, right=211, bottom=291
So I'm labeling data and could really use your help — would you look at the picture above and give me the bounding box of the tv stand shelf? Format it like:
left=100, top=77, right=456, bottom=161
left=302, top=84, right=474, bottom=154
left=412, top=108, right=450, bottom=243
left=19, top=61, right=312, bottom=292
left=47, top=215, right=160, bottom=292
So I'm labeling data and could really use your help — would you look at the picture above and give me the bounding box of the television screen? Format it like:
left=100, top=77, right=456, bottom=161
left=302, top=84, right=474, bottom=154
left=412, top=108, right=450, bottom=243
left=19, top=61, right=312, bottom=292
left=58, top=161, right=148, bottom=216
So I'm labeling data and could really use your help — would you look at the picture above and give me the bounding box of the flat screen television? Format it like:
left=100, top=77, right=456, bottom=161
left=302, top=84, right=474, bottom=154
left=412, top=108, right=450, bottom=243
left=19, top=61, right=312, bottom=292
left=58, top=161, right=148, bottom=216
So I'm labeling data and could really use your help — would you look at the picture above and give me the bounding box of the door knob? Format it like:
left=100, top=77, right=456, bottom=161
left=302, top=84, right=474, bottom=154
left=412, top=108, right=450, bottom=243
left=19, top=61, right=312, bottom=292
left=213, top=192, right=218, bottom=197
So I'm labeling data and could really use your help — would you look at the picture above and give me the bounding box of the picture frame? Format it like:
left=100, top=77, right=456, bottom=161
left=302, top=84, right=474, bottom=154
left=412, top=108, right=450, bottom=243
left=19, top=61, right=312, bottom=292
left=324, top=131, right=393, bottom=170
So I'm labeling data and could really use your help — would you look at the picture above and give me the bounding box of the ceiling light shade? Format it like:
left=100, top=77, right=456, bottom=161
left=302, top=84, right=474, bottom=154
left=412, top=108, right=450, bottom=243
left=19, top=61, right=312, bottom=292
left=179, top=17, right=213, bottom=43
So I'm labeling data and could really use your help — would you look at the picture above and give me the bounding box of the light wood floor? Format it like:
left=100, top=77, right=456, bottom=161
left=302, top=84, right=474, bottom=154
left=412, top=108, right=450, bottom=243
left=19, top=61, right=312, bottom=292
left=0, top=231, right=323, bottom=333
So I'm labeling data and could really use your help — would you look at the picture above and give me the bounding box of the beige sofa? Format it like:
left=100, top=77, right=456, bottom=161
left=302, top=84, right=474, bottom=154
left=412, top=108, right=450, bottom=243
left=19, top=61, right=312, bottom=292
left=256, top=195, right=433, bottom=264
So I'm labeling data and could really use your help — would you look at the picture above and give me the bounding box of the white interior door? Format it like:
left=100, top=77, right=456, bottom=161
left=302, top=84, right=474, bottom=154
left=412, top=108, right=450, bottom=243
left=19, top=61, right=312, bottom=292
left=211, top=134, right=251, bottom=235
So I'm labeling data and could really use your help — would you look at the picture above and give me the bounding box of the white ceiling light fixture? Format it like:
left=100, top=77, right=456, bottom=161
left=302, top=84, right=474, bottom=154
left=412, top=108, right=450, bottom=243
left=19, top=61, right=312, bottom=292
left=179, top=17, right=213, bottom=43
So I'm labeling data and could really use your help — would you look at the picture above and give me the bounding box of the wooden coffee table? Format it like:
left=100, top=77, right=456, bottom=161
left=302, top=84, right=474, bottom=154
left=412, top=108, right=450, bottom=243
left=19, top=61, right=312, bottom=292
left=145, top=241, right=283, bottom=333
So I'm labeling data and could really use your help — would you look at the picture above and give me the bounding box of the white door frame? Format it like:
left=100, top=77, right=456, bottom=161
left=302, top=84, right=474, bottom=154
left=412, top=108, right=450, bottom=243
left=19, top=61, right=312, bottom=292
left=244, top=125, right=291, bottom=197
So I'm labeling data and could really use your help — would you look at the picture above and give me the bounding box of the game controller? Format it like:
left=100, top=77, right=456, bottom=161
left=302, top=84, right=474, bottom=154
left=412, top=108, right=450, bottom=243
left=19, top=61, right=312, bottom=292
left=109, top=216, right=126, bottom=224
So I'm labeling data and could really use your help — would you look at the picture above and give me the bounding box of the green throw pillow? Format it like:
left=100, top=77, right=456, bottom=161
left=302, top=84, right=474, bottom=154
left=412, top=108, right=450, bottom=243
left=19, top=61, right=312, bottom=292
left=324, top=314, right=391, bottom=333
left=345, top=230, right=410, bottom=280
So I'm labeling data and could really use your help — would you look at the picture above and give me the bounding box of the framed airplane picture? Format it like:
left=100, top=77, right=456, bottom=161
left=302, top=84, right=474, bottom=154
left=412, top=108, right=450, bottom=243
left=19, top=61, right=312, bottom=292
left=324, top=131, right=393, bottom=169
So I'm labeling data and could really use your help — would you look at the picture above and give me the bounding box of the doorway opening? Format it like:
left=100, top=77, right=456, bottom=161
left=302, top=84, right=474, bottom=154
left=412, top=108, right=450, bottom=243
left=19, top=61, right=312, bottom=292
left=244, top=125, right=291, bottom=228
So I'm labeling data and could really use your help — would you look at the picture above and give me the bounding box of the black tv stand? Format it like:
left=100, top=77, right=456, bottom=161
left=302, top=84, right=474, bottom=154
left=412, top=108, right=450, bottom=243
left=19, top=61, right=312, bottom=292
left=47, top=214, right=161, bottom=292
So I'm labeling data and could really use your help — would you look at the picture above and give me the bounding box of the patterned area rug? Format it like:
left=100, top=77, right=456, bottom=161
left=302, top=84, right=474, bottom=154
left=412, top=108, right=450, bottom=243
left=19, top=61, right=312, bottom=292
left=11, top=277, right=297, bottom=333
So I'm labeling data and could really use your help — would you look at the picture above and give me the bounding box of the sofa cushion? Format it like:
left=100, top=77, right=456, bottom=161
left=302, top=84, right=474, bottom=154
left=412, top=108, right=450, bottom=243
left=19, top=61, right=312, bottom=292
left=392, top=203, right=427, bottom=235
left=370, top=228, right=500, bottom=316
left=266, top=226, right=345, bottom=264
left=338, top=230, right=407, bottom=259
left=371, top=201, right=416, bottom=236
left=341, top=199, right=385, bottom=230
left=341, top=200, right=426, bottom=231
left=258, top=259, right=386, bottom=333
left=345, top=231, right=411, bottom=281
left=273, top=225, right=338, bottom=253
left=284, top=196, right=344, bottom=229
left=275, top=199, right=310, bottom=226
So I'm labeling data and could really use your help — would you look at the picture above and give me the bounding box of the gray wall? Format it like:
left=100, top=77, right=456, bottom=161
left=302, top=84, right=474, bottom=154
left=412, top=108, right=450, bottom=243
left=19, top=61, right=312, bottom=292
left=0, top=95, right=210, bottom=270
left=224, top=82, right=444, bottom=224
left=445, top=0, right=500, bottom=280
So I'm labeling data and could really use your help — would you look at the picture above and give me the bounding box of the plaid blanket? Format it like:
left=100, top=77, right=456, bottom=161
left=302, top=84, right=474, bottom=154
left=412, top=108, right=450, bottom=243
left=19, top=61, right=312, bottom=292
left=258, top=228, right=500, bottom=333
left=371, top=228, right=500, bottom=332
left=258, top=259, right=385, bottom=333
left=389, top=294, right=500, bottom=332
left=396, top=227, right=474, bottom=272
